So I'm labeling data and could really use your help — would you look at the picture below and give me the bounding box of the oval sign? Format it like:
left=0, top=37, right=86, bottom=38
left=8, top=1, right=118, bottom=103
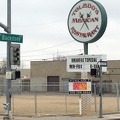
left=68, top=0, right=107, bottom=43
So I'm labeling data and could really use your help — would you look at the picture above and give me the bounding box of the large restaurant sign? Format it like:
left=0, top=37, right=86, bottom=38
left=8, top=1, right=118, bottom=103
left=68, top=0, right=107, bottom=43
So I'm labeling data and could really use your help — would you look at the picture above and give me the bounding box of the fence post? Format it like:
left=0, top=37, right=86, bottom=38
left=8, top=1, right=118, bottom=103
left=79, top=94, right=82, bottom=115
left=94, top=83, right=97, bottom=113
left=12, top=94, right=14, bottom=116
left=34, top=85, right=37, bottom=117
left=65, top=91, right=67, bottom=115
left=116, top=84, right=119, bottom=111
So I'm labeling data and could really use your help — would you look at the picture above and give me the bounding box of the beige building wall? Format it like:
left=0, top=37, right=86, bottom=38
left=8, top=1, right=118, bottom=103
left=104, top=60, right=120, bottom=82
left=30, top=77, right=47, bottom=91
left=30, top=60, right=120, bottom=92
left=30, top=60, right=81, bottom=92
left=92, top=60, right=120, bottom=82
left=31, top=60, right=78, bottom=78
left=20, top=69, right=30, bottom=79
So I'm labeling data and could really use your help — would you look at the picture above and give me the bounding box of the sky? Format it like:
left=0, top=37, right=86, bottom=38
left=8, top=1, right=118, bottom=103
left=0, top=0, right=120, bottom=68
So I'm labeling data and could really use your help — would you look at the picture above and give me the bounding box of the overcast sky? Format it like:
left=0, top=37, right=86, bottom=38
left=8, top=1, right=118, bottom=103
left=0, top=0, right=120, bottom=68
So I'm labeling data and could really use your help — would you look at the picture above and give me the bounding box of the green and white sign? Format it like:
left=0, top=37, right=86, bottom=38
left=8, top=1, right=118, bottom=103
left=68, top=0, right=107, bottom=43
left=0, top=33, right=23, bottom=43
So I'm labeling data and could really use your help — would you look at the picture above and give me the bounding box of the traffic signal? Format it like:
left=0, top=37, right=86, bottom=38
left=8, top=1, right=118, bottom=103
left=90, top=68, right=100, bottom=77
left=15, top=71, right=21, bottom=79
left=90, top=69, right=97, bottom=76
left=11, top=70, right=21, bottom=80
left=11, top=44, right=20, bottom=65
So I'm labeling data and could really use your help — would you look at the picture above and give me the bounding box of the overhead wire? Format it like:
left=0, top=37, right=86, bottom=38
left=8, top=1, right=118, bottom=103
left=22, top=49, right=83, bottom=59
left=22, top=40, right=75, bottom=54
left=0, top=40, right=75, bottom=56
left=0, top=40, right=82, bottom=61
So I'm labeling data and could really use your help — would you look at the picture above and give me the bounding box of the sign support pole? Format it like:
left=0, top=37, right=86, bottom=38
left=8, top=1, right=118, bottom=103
left=7, top=0, right=11, bottom=112
left=84, top=43, right=88, bottom=55
left=0, top=1, right=11, bottom=119
left=99, top=59, right=103, bottom=118
left=78, top=43, right=89, bottom=115
left=3, top=0, right=12, bottom=119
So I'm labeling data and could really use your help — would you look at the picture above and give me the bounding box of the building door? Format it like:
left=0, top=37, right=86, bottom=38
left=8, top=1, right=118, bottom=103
left=47, top=76, right=59, bottom=92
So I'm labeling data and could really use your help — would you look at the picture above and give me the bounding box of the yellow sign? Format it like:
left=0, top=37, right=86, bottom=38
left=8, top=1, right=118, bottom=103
left=6, top=71, right=11, bottom=79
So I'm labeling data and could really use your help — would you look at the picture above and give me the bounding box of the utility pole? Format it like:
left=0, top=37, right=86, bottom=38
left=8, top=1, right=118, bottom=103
left=0, top=0, right=11, bottom=119
left=0, top=1, right=22, bottom=119
left=6, top=0, right=12, bottom=115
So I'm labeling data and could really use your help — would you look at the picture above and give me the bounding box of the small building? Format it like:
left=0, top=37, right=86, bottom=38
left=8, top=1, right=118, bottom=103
left=30, top=60, right=81, bottom=92
left=30, top=60, right=120, bottom=92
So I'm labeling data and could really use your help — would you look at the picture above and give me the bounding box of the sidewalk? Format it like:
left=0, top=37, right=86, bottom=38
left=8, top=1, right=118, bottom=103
left=0, top=114, right=120, bottom=120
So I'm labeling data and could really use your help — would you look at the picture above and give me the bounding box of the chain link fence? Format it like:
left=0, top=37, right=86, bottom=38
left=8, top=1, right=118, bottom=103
left=0, top=80, right=120, bottom=117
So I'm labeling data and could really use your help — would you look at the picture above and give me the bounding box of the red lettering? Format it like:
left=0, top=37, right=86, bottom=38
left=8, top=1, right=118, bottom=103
left=88, top=4, right=92, bottom=8
left=70, top=25, right=99, bottom=38
left=87, top=32, right=93, bottom=37
left=83, top=3, right=88, bottom=8
left=92, top=6, right=95, bottom=10
left=71, top=3, right=100, bottom=16
left=72, top=17, right=99, bottom=23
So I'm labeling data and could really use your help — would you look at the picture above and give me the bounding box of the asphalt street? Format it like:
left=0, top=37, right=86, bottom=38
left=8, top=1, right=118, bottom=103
left=1, top=114, right=120, bottom=120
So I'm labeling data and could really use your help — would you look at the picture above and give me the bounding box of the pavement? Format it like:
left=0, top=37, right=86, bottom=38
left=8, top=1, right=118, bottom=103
left=1, top=114, right=120, bottom=120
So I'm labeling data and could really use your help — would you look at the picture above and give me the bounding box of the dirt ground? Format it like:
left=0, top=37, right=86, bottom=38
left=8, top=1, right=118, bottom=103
left=0, top=94, right=119, bottom=116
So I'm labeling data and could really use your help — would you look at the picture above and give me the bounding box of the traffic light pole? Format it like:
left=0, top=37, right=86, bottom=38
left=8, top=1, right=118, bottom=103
left=0, top=1, right=22, bottom=119
left=2, top=0, right=12, bottom=119
left=6, top=0, right=11, bottom=114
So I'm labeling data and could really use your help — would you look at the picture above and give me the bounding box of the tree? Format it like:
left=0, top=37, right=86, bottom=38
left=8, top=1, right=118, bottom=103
left=0, top=59, right=6, bottom=75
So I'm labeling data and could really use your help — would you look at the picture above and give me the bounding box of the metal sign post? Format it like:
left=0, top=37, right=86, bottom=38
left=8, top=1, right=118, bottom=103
left=5, top=0, right=12, bottom=119
left=98, top=60, right=107, bottom=118
left=0, top=1, right=22, bottom=119
left=99, top=59, right=103, bottom=118
left=2, top=0, right=12, bottom=119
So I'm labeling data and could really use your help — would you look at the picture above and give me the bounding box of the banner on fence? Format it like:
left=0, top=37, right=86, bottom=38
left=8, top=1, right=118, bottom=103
left=69, top=79, right=91, bottom=94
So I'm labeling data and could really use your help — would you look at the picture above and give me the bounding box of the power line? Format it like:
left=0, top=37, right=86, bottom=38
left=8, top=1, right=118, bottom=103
left=0, top=49, right=83, bottom=61
left=0, top=40, right=75, bottom=56
left=22, top=40, right=74, bottom=54
left=21, top=49, right=83, bottom=58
